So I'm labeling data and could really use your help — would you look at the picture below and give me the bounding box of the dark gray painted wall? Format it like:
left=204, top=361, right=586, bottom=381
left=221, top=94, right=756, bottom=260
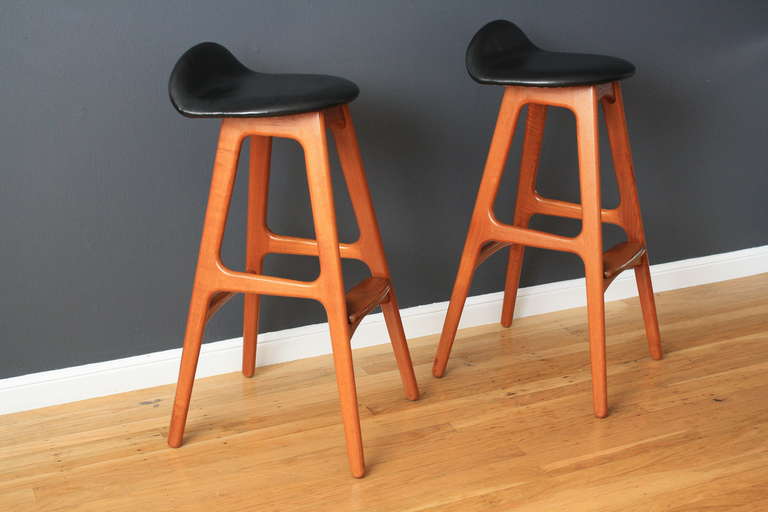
left=2, top=1, right=767, bottom=378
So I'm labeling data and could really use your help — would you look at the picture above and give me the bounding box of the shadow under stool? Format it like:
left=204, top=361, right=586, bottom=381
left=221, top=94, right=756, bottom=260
left=166, top=42, right=420, bottom=478
left=432, top=20, right=662, bottom=418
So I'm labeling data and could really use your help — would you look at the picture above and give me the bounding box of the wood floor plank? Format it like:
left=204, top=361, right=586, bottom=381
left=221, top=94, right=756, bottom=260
left=1, top=273, right=767, bottom=511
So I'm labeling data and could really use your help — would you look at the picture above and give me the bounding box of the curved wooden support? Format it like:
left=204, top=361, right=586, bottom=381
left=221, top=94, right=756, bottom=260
left=603, top=241, right=646, bottom=289
left=205, top=291, right=236, bottom=323
left=265, top=232, right=363, bottom=261
left=476, top=241, right=513, bottom=268
left=345, top=277, right=391, bottom=333
left=487, top=220, right=580, bottom=254
left=531, top=194, right=623, bottom=226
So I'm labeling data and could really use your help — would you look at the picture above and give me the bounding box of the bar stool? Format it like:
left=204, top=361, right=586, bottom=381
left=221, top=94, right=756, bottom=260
left=166, top=42, right=420, bottom=478
left=432, top=21, right=662, bottom=418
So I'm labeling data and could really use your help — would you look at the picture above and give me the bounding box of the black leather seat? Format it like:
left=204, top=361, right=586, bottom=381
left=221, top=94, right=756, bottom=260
left=169, top=42, right=360, bottom=118
left=466, top=20, right=635, bottom=87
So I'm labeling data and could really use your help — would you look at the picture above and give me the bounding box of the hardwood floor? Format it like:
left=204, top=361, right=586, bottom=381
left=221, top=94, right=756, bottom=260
left=2, top=274, right=767, bottom=511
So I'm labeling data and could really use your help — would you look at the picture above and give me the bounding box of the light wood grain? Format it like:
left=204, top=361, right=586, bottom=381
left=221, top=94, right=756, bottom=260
left=1, top=274, right=767, bottom=511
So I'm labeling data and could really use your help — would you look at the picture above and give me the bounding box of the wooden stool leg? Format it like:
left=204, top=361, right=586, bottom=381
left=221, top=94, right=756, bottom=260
left=432, top=239, right=479, bottom=378
left=168, top=288, right=211, bottom=447
left=243, top=136, right=272, bottom=377
left=329, top=105, right=420, bottom=401
left=575, top=89, right=608, bottom=418
left=602, top=84, right=662, bottom=360
left=380, top=291, right=419, bottom=400
left=634, top=254, right=662, bottom=359
left=325, top=309, right=364, bottom=478
left=433, top=88, right=523, bottom=378
left=501, top=104, right=547, bottom=327
left=169, top=120, right=243, bottom=447
left=301, top=112, right=365, bottom=478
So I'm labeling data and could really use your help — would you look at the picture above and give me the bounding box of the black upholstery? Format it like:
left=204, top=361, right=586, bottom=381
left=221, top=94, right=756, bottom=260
left=466, top=20, right=635, bottom=87
left=169, top=43, right=359, bottom=118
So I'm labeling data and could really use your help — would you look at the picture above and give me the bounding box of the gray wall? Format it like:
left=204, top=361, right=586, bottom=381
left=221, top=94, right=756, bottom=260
left=2, top=1, right=767, bottom=378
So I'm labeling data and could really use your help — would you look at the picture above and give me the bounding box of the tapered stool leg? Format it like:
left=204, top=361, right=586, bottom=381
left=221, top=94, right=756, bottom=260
left=302, top=112, right=365, bottom=477
left=602, top=84, right=662, bottom=360
left=168, top=288, right=212, bottom=447
left=381, top=291, right=420, bottom=400
left=432, top=241, right=480, bottom=378
left=325, top=306, right=365, bottom=477
left=329, top=105, right=420, bottom=401
left=169, top=121, right=243, bottom=447
left=243, top=136, right=272, bottom=377
left=501, top=104, right=547, bottom=327
left=575, top=90, right=608, bottom=418
left=433, top=89, right=523, bottom=377
left=501, top=245, right=525, bottom=327
left=635, top=255, right=662, bottom=359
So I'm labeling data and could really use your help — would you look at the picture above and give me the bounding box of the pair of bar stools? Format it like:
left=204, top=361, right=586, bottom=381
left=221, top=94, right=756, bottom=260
left=167, top=20, right=662, bottom=478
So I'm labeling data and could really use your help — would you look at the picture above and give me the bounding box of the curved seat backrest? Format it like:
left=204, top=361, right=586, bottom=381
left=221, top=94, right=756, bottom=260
left=169, top=42, right=251, bottom=108
left=466, top=20, right=537, bottom=76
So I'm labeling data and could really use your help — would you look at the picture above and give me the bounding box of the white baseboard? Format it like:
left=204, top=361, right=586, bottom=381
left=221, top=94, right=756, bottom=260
left=2, top=244, right=766, bottom=415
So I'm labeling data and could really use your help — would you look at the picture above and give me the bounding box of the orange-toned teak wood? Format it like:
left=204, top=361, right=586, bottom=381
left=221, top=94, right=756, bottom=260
left=168, top=104, right=420, bottom=478
left=432, top=82, right=662, bottom=418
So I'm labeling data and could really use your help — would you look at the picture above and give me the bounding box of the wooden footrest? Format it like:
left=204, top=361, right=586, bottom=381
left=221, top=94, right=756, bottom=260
left=603, top=241, right=646, bottom=280
left=205, top=291, right=236, bottom=322
left=477, top=241, right=513, bottom=268
left=345, top=277, right=391, bottom=326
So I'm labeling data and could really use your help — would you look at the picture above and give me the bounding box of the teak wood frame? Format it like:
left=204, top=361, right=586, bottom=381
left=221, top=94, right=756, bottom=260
left=432, top=82, right=662, bottom=418
left=167, top=104, right=420, bottom=478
